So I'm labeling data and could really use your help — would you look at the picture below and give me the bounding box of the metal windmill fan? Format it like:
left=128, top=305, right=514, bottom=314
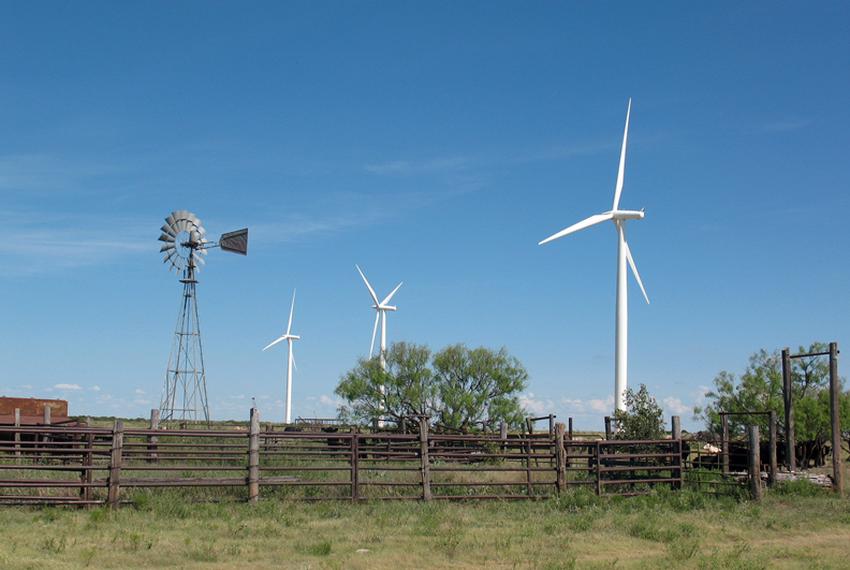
left=158, top=210, right=209, bottom=274
left=157, top=209, right=248, bottom=424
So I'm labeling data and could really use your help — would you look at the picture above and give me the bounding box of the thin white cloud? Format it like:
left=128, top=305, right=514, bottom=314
left=662, top=396, right=691, bottom=416
left=53, top=383, right=82, bottom=391
left=364, top=156, right=469, bottom=176
left=761, top=119, right=811, bottom=133
left=519, top=392, right=554, bottom=416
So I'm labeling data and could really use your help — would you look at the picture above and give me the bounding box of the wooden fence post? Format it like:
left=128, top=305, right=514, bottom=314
left=418, top=417, right=431, bottom=501
left=594, top=441, right=602, bottom=496
left=499, top=420, right=507, bottom=452
left=81, top=429, right=94, bottom=503
left=148, top=409, right=160, bottom=463
left=248, top=408, right=260, bottom=503
left=748, top=425, right=762, bottom=501
left=829, top=342, right=844, bottom=496
left=566, top=417, right=573, bottom=469
left=13, top=408, right=20, bottom=461
left=42, top=405, right=52, bottom=448
left=672, top=416, right=682, bottom=490
left=604, top=416, right=612, bottom=440
left=721, top=414, right=730, bottom=475
left=782, top=347, right=796, bottom=472
left=555, top=423, right=566, bottom=493
left=350, top=431, right=359, bottom=501
left=525, top=419, right=533, bottom=494
left=768, top=411, right=778, bottom=487
left=107, top=420, right=124, bottom=509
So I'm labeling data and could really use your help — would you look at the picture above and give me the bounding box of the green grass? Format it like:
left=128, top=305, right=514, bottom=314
left=0, top=487, right=847, bottom=569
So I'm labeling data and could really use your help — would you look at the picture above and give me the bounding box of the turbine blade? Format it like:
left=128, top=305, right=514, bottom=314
left=381, top=282, right=403, bottom=306
left=262, top=336, right=287, bottom=351
left=291, top=347, right=297, bottom=371
left=612, top=98, right=631, bottom=211
left=538, top=212, right=614, bottom=245
left=286, top=290, right=296, bottom=335
left=370, top=311, right=379, bottom=357
left=624, top=240, right=650, bottom=304
left=355, top=265, right=380, bottom=304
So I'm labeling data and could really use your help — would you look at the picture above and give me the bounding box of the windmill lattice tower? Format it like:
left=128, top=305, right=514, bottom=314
left=158, top=210, right=248, bottom=423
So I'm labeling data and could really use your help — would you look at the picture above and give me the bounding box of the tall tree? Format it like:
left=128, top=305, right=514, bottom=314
left=335, top=342, right=528, bottom=432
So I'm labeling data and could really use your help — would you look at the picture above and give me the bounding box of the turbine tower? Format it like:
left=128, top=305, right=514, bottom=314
left=263, top=290, right=300, bottom=424
left=158, top=211, right=248, bottom=424
left=355, top=265, right=403, bottom=370
left=538, top=99, right=650, bottom=412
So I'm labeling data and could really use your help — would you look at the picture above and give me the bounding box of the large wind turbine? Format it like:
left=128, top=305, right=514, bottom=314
left=262, top=290, right=300, bottom=424
left=539, top=99, right=650, bottom=412
left=355, top=265, right=403, bottom=370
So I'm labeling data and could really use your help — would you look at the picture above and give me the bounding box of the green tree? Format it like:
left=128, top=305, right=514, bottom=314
left=335, top=342, right=528, bottom=432
left=695, top=342, right=850, bottom=445
left=433, top=344, right=527, bottom=432
left=613, top=384, right=665, bottom=440
left=335, top=342, right=437, bottom=424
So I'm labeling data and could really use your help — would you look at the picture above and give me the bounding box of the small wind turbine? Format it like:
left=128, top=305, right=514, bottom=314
left=355, top=265, right=402, bottom=370
left=538, top=99, right=650, bottom=413
left=262, top=290, right=300, bottom=424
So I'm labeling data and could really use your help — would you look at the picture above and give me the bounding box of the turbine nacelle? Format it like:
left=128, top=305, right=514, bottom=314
left=610, top=209, right=645, bottom=221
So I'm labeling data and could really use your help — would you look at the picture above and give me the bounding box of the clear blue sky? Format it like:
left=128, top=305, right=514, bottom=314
left=1, top=2, right=848, bottom=429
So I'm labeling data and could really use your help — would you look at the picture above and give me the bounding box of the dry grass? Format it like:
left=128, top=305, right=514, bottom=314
left=0, top=484, right=847, bottom=569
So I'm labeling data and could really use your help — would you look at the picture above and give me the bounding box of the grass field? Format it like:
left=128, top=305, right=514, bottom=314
left=0, top=483, right=848, bottom=569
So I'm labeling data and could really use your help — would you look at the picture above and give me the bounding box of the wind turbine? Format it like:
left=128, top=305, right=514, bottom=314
left=538, top=99, right=650, bottom=413
left=262, top=290, right=300, bottom=424
left=355, top=265, right=403, bottom=370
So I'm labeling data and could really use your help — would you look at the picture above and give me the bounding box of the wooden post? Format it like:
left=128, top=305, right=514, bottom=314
left=721, top=414, right=730, bottom=475
left=350, top=432, right=359, bottom=501
left=418, top=417, right=432, bottom=501
left=107, top=420, right=124, bottom=509
left=604, top=416, right=612, bottom=440
left=555, top=423, right=566, bottom=493
left=566, top=417, right=573, bottom=469
left=748, top=425, right=762, bottom=501
left=829, top=342, right=844, bottom=496
left=525, top=418, right=535, bottom=491
left=782, top=347, right=796, bottom=472
left=81, top=430, right=94, bottom=503
left=248, top=408, right=260, bottom=503
left=13, top=408, right=20, bottom=460
left=42, top=405, right=52, bottom=450
left=768, top=411, right=778, bottom=487
left=671, top=415, right=682, bottom=490
left=148, top=409, right=160, bottom=463
left=594, top=441, right=602, bottom=496
left=500, top=420, right=507, bottom=453
left=671, top=416, right=682, bottom=440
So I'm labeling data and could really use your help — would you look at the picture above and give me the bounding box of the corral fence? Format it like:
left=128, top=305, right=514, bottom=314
left=0, top=411, right=763, bottom=508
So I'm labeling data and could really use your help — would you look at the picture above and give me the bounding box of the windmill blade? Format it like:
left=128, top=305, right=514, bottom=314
left=160, top=224, right=176, bottom=238
left=538, top=212, right=614, bottom=245
left=262, top=335, right=287, bottom=352
left=165, top=213, right=177, bottom=227
left=159, top=243, right=175, bottom=253
left=286, top=290, right=296, bottom=335
left=612, top=98, right=632, bottom=211
left=624, top=240, right=650, bottom=305
left=158, top=233, right=174, bottom=243
left=381, top=282, right=403, bottom=306
left=355, top=265, right=380, bottom=304
left=369, top=311, right=380, bottom=357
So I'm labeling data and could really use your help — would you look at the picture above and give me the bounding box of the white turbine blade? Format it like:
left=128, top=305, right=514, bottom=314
left=286, top=290, right=296, bottom=335
left=355, top=265, right=380, bottom=304
left=291, top=348, right=297, bottom=371
left=538, top=212, right=614, bottom=245
left=262, top=335, right=287, bottom=351
left=369, top=311, right=380, bottom=357
left=381, top=282, right=403, bottom=306
left=624, top=240, right=650, bottom=304
left=612, top=98, right=632, bottom=210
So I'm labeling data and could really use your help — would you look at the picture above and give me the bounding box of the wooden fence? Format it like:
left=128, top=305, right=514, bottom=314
left=0, top=416, right=745, bottom=508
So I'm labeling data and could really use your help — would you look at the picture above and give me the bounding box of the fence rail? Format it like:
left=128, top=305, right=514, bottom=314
left=0, top=418, right=756, bottom=507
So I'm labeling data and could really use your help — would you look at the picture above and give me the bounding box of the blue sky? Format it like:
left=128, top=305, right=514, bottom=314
left=1, top=2, right=848, bottom=429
